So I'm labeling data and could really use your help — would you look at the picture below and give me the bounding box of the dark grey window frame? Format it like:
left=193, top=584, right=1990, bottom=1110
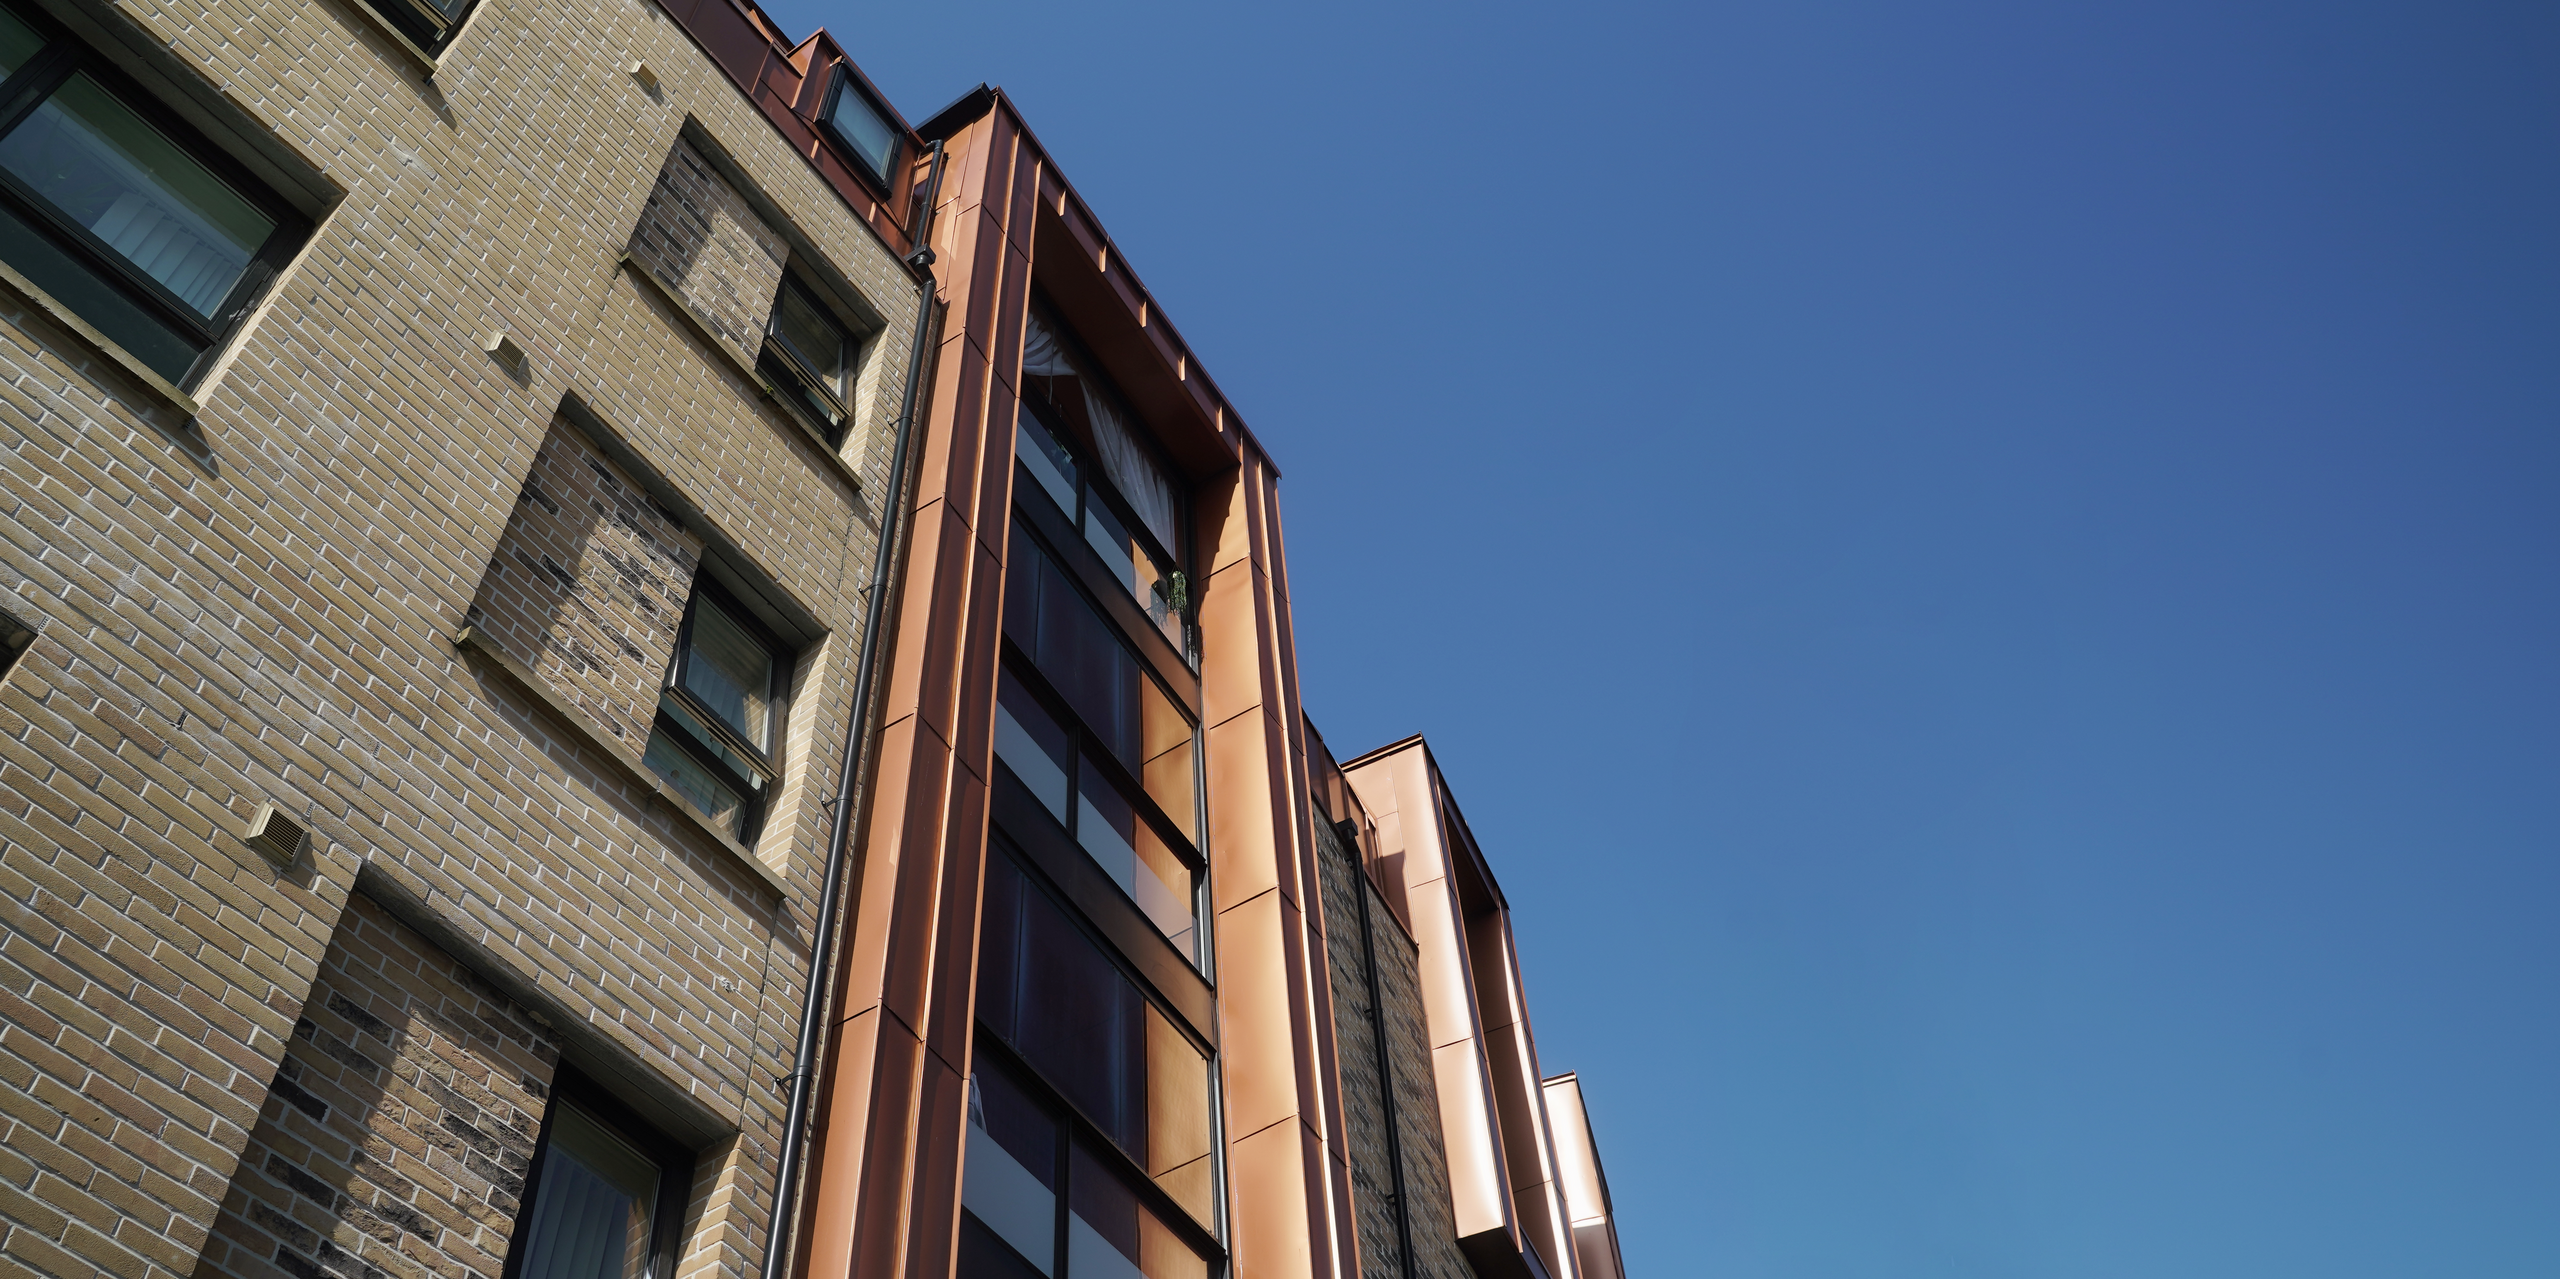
left=353, top=0, right=477, bottom=57
left=757, top=271, right=861, bottom=449
left=817, top=66, right=903, bottom=195
left=0, top=2, right=309, bottom=388
left=651, top=578, right=791, bottom=845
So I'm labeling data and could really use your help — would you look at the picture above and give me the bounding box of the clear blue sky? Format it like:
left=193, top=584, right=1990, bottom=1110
left=761, top=2, right=2560, bottom=1273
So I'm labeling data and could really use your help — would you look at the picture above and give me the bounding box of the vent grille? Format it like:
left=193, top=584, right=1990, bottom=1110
left=245, top=803, right=308, bottom=868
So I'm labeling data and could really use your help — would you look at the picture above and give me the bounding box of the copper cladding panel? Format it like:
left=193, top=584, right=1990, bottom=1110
left=1539, top=1074, right=1626, bottom=1279
left=798, top=104, right=1030, bottom=1279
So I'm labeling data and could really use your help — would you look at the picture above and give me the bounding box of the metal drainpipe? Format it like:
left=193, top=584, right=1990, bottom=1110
left=757, top=136, right=948, bottom=1279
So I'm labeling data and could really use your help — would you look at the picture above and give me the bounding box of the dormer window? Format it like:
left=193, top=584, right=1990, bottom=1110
left=821, top=72, right=901, bottom=189
left=760, top=273, right=856, bottom=447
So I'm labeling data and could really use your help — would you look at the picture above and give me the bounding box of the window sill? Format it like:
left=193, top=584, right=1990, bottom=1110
left=331, top=0, right=442, bottom=76
left=452, top=625, right=790, bottom=899
left=617, top=256, right=868, bottom=495
left=0, top=256, right=203, bottom=419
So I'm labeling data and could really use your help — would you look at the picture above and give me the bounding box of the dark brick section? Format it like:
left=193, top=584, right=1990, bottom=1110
left=192, top=897, right=561, bottom=1279
left=465, top=422, right=706, bottom=750
left=1316, top=816, right=1472, bottom=1279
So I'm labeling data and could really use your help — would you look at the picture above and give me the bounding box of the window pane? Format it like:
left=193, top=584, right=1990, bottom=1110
left=515, top=1102, right=661, bottom=1279
left=994, top=672, right=1071, bottom=824
left=0, top=199, right=199, bottom=380
left=826, top=80, right=900, bottom=178
left=1143, top=1007, right=1215, bottom=1224
left=770, top=281, right=847, bottom=395
left=658, top=693, right=763, bottom=792
left=0, top=74, right=273, bottom=318
left=964, top=1067, right=1057, bottom=1276
left=1138, top=680, right=1194, bottom=843
left=1035, top=553, right=1139, bottom=766
left=0, top=5, right=45, bottom=78
left=1013, top=870, right=1145, bottom=1154
left=681, top=596, right=771, bottom=750
left=1076, top=756, right=1193, bottom=960
left=643, top=729, right=742, bottom=837
left=1069, top=1141, right=1208, bottom=1279
left=1015, top=407, right=1077, bottom=518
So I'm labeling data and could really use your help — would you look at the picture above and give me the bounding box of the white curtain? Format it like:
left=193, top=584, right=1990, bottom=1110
left=1081, top=389, right=1176, bottom=554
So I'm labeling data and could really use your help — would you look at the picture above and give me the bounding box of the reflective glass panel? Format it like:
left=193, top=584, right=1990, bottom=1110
left=964, top=1066, right=1057, bottom=1276
left=0, top=73, right=273, bottom=317
left=515, top=1102, right=660, bottom=1279
left=0, top=5, right=44, bottom=78
left=643, top=730, right=742, bottom=837
left=1075, top=755, right=1194, bottom=961
left=1016, top=408, right=1077, bottom=519
left=826, top=79, right=900, bottom=179
left=770, top=280, right=848, bottom=396
left=994, top=672, right=1071, bottom=824
left=1069, top=1141, right=1208, bottom=1279
left=681, top=595, right=771, bottom=750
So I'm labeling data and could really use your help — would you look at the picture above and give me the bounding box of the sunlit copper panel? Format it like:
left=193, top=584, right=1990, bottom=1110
left=1540, top=1074, right=1627, bottom=1279
left=1342, top=738, right=1580, bottom=1279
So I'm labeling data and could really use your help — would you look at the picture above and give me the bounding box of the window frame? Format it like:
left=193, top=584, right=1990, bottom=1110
left=650, top=579, right=791, bottom=844
left=500, top=1067, right=693, bottom=1279
left=0, top=3, right=310, bottom=387
left=757, top=271, right=860, bottom=449
left=969, top=851, right=1226, bottom=1248
left=993, top=648, right=1203, bottom=963
left=351, top=0, right=478, bottom=57
left=965, top=1042, right=1226, bottom=1269
left=1014, top=336, right=1192, bottom=664
left=816, top=65, right=904, bottom=195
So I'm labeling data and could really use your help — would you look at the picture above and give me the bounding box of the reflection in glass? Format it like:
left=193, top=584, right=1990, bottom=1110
left=1016, top=407, right=1078, bottom=522
left=770, top=279, right=849, bottom=398
left=1076, top=756, right=1195, bottom=960
left=964, top=1068, right=1057, bottom=1276
left=681, top=595, right=771, bottom=749
left=0, top=73, right=272, bottom=317
left=515, top=1102, right=660, bottom=1279
left=0, top=5, right=43, bottom=79
left=825, top=78, right=900, bottom=180
left=994, top=672, right=1071, bottom=823
left=1069, top=1140, right=1208, bottom=1279
left=643, top=730, right=742, bottom=837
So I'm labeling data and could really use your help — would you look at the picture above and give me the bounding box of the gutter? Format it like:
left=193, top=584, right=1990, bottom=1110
left=757, top=136, right=948, bottom=1279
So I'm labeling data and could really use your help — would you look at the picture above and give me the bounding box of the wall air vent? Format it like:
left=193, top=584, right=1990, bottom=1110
left=244, top=802, right=309, bottom=868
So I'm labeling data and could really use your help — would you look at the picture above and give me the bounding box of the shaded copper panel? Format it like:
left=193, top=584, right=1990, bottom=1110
left=1539, top=1074, right=1627, bottom=1279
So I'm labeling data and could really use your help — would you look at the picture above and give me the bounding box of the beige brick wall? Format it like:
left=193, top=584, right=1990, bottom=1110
left=0, top=1, right=929, bottom=1277
left=192, top=894, right=562, bottom=1279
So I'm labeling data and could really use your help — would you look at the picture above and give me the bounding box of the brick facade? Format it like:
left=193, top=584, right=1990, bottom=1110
left=1316, top=816, right=1471, bottom=1279
left=0, top=0, right=926, bottom=1276
left=465, top=421, right=705, bottom=753
left=192, top=894, right=563, bottom=1279
left=625, top=138, right=791, bottom=376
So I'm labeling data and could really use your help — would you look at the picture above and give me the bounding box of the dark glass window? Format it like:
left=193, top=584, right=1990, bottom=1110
left=506, top=1076, right=687, bottom=1279
left=960, top=1056, right=1213, bottom=1279
left=976, top=850, right=1216, bottom=1228
left=822, top=73, right=901, bottom=188
left=1015, top=403, right=1185, bottom=653
left=359, top=0, right=477, bottom=56
left=645, top=585, right=786, bottom=843
left=759, top=274, right=858, bottom=446
left=998, top=534, right=1201, bottom=962
left=0, top=2, right=307, bottom=385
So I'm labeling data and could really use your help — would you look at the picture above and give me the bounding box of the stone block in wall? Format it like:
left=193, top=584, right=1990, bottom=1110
left=626, top=137, right=789, bottom=372
left=191, top=895, right=561, bottom=1279
left=465, top=420, right=704, bottom=750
